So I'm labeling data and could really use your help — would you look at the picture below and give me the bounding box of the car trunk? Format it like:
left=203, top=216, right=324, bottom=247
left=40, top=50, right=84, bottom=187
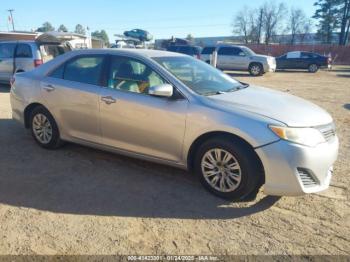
left=35, top=34, right=72, bottom=63
left=37, top=42, right=71, bottom=63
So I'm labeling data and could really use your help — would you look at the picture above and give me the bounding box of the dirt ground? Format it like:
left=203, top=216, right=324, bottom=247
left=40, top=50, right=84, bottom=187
left=0, top=66, right=349, bottom=256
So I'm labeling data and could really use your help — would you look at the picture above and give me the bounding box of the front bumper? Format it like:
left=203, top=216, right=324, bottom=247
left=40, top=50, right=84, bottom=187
left=255, top=136, right=339, bottom=196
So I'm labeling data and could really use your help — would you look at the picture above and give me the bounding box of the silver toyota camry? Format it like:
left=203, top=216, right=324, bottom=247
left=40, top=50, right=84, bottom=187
left=10, top=49, right=339, bottom=200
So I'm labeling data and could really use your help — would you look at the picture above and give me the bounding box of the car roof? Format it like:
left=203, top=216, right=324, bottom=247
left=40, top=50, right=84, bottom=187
left=217, top=44, right=245, bottom=48
left=67, top=48, right=188, bottom=58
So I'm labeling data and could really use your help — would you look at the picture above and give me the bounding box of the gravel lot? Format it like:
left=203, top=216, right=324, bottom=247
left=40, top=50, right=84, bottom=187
left=0, top=67, right=349, bottom=255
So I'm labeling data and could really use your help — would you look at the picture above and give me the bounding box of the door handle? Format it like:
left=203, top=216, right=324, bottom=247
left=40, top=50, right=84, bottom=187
left=43, top=84, right=55, bottom=92
left=101, top=96, right=116, bottom=105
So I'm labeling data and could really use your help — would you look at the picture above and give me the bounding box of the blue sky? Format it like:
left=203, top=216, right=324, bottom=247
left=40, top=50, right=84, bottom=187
left=1, top=0, right=317, bottom=41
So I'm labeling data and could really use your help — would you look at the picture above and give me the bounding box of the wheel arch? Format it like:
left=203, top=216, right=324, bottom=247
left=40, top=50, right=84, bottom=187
left=249, top=61, right=263, bottom=69
left=186, top=131, right=265, bottom=183
left=24, top=102, right=47, bottom=128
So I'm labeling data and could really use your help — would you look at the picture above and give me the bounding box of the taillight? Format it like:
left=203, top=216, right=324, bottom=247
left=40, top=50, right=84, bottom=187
left=34, top=59, right=43, bottom=67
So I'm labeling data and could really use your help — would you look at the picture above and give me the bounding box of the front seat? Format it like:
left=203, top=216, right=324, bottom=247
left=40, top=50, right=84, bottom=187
left=114, top=63, right=140, bottom=93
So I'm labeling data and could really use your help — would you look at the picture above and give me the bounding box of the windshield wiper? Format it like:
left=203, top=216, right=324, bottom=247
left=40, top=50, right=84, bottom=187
left=226, top=83, right=249, bottom=93
left=203, top=91, right=226, bottom=96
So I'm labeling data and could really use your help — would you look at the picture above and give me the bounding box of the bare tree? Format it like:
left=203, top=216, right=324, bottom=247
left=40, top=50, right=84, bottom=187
left=262, top=1, right=287, bottom=44
left=338, top=0, right=350, bottom=45
left=288, top=8, right=308, bottom=44
left=299, top=19, right=313, bottom=44
left=255, top=7, right=264, bottom=44
left=232, top=8, right=252, bottom=43
left=232, top=6, right=265, bottom=44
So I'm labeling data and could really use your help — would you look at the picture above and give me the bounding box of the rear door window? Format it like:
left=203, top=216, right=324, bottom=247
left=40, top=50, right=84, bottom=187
left=15, top=44, right=33, bottom=58
left=0, top=43, right=16, bottom=58
left=64, top=56, right=104, bottom=85
left=49, top=56, right=105, bottom=85
left=301, top=52, right=312, bottom=59
left=286, top=52, right=301, bottom=59
left=218, top=47, right=241, bottom=56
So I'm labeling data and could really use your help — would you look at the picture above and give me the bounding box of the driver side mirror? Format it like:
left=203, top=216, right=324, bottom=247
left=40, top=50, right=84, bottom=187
left=148, top=84, right=173, bottom=97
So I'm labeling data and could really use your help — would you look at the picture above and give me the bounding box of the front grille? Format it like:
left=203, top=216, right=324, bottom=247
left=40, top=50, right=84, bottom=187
left=318, top=123, right=336, bottom=142
left=297, top=168, right=319, bottom=188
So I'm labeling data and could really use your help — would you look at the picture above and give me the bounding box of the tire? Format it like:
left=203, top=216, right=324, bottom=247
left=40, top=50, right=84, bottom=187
left=194, top=137, right=263, bottom=201
left=308, top=64, right=319, bottom=73
left=30, top=106, right=63, bottom=149
left=249, top=63, right=263, bottom=76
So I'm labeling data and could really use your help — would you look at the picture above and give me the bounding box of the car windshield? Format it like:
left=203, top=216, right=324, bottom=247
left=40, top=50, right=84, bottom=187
left=153, top=56, right=246, bottom=96
left=241, top=47, right=255, bottom=56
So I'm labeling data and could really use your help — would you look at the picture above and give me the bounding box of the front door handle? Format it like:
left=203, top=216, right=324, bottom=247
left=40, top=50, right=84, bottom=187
left=43, top=84, right=55, bottom=92
left=101, top=96, right=116, bottom=105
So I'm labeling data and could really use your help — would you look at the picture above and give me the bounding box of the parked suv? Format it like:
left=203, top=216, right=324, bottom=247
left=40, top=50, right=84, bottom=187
left=201, top=45, right=276, bottom=76
left=167, top=45, right=202, bottom=59
left=0, top=40, right=71, bottom=83
left=276, top=51, right=331, bottom=73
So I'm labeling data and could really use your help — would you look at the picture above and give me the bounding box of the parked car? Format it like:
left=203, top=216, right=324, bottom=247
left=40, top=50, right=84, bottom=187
left=0, top=40, right=71, bottom=83
left=276, top=51, right=331, bottom=73
left=200, top=45, right=276, bottom=76
left=167, top=45, right=202, bottom=59
left=11, top=49, right=338, bottom=200
left=123, top=29, right=153, bottom=42
left=201, top=46, right=216, bottom=62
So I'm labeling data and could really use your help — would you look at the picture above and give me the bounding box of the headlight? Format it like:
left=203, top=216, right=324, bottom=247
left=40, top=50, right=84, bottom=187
left=269, top=125, right=326, bottom=147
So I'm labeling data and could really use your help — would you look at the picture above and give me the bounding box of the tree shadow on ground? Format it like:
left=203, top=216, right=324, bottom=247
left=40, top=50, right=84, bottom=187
left=337, top=74, right=350, bottom=78
left=0, top=119, right=280, bottom=219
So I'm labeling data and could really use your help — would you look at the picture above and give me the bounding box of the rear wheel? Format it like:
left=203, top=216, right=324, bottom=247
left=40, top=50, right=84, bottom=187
left=30, top=106, right=62, bottom=149
left=249, top=63, right=263, bottom=76
left=308, top=64, right=319, bottom=73
left=194, top=137, right=262, bottom=201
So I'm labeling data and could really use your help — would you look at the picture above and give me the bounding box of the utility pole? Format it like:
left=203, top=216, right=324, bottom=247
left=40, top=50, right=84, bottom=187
left=7, top=9, right=15, bottom=31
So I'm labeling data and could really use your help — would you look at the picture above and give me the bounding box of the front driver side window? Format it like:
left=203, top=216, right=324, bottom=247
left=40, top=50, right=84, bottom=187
left=107, top=56, right=165, bottom=94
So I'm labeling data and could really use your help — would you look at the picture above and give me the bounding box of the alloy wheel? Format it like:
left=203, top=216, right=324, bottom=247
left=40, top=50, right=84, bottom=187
left=251, top=65, right=261, bottom=75
left=201, top=148, right=242, bottom=193
left=32, top=113, right=53, bottom=144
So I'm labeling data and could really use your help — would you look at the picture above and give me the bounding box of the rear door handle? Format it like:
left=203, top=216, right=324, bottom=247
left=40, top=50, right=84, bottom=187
left=101, top=96, right=116, bottom=105
left=43, top=84, right=55, bottom=92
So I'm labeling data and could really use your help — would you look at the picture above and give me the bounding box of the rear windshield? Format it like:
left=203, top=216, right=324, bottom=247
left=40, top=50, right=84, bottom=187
left=202, top=47, right=215, bottom=55
left=39, top=44, right=71, bottom=62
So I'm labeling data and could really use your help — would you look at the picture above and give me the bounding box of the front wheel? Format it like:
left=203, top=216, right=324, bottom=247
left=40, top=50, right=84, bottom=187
left=30, top=106, right=63, bottom=149
left=249, top=63, right=263, bottom=76
left=194, top=137, right=263, bottom=201
left=308, top=64, right=319, bottom=73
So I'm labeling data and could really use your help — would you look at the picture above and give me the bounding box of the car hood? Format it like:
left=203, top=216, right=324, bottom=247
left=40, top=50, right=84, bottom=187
left=208, top=86, right=332, bottom=127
